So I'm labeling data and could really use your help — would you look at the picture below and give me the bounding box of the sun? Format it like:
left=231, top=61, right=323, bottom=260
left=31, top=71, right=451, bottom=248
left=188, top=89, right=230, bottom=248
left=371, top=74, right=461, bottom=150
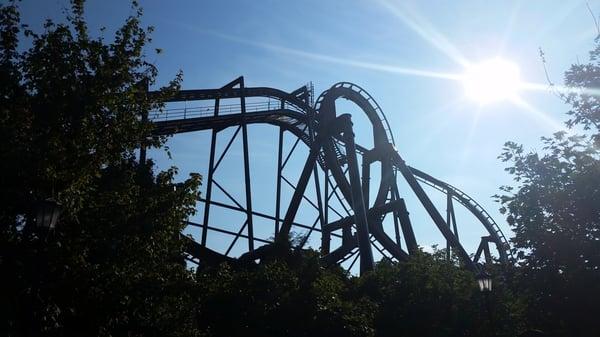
left=462, top=58, right=521, bottom=104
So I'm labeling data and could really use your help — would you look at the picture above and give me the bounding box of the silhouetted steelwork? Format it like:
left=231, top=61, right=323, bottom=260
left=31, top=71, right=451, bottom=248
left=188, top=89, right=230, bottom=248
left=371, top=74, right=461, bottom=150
left=149, top=77, right=513, bottom=274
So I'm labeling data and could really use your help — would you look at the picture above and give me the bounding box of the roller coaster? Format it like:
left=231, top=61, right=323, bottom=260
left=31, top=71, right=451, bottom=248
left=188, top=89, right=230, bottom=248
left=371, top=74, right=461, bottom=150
left=148, top=77, right=512, bottom=274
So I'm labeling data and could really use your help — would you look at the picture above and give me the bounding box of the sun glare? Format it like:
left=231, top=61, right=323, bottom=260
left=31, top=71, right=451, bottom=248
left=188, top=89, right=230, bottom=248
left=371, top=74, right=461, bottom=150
left=462, top=58, right=521, bottom=104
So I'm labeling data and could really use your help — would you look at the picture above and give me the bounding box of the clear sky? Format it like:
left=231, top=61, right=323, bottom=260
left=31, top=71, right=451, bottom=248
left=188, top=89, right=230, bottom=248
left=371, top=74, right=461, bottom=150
left=19, top=0, right=599, bottom=262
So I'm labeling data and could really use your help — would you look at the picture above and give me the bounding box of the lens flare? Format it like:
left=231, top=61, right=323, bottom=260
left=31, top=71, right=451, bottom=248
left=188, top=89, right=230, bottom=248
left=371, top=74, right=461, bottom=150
left=462, top=58, right=521, bottom=104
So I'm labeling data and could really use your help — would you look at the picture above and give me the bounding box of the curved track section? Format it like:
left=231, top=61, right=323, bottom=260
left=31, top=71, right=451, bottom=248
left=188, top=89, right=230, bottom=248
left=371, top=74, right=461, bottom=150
left=408, top=167, right=512, bottom=263
left=149, top=77, right=512, bottom=273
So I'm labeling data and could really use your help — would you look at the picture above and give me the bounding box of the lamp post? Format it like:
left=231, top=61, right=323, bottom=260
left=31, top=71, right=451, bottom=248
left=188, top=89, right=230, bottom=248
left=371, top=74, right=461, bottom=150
left=35, top=198, right=61, bottom=230
left=477, top=270, right=494, bottom=329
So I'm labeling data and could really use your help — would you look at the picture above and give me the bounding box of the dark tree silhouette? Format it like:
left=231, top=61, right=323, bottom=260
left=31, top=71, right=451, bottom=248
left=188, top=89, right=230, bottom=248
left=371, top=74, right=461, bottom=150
left=498, top=40, right=600, bottom=337
left=0, top=1, right=202, bottom=336
left=195, top=247, right=524, bottom=337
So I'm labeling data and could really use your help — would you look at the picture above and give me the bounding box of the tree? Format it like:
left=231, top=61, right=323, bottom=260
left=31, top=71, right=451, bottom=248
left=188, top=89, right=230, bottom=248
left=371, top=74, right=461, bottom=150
left=0, top=1, right=202, bottom=336
left=498, top=41, right=600, bottom=336
left=195, top=245, right=376, bottom=337
left=357, top=250, right=524, bottom=337
left=194, top=245, right=524, bottom=337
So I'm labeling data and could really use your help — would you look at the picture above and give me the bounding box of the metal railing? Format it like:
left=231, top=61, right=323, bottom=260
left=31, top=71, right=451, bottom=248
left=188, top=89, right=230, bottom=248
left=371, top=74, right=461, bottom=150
left=149, top=99, right=305, bottom=122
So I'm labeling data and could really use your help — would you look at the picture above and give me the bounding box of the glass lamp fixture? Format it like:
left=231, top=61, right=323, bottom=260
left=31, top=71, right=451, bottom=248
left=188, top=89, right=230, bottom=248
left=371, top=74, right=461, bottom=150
left=477, top=271, right=492, bottom=292
left=36, top=198, right=61, bottom=230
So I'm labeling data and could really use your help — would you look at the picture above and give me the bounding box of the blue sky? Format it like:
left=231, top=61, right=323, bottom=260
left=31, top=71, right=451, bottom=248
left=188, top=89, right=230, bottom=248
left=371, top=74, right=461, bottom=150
left=19, top=0, right=599, bottom=262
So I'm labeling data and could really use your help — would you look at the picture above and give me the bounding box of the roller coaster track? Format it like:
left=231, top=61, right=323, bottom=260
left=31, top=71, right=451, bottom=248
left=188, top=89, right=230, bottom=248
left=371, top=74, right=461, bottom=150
left=408, top=167, right=512, bottom=263
left=149, top=77, right=513, bottom=274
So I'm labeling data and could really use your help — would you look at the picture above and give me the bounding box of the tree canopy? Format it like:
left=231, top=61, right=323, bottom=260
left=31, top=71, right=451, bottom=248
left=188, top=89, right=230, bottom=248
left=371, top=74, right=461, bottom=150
left=195, top=247, right=523, bottom=337
left=1, top=1, right=201, bottom=336
left=498, top=40, right=600, bottom=337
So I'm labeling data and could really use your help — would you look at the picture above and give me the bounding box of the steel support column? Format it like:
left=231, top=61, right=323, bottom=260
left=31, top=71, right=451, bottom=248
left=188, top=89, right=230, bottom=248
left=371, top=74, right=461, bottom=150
left=201, top=97, right=220, bottom=246
left=322, top=168, right=331, bottom=254
left=391, top=182, right=418, bottom=255
left=394, top=153, right=476, bottom=271
left=445, top=192, right=459, bottom=260
left=275, top=127, right=284, bottom=236
left=339, top=114, right=374, bottom=273
left=446, top=192, right=452, bottom=260
left=361, top=157, right=371, bottom=211
left=239, top=77, right=255, bottom=252
left=474, top=236, right=493, bottom=264
left=278, top=143, right=321, bottom=241
left=307, top=98, right=325, bottom=248
left=278, top=116, right=335, bottom=242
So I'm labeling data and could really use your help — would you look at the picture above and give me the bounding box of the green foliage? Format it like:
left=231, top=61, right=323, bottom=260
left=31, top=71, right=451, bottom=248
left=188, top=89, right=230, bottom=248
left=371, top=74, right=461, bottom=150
left=499, top=40, right=600, bottom=337
left=0, top=1, right=201, bottom=336
left=563, top=41, right=600, bottom=138
left=359, top=251, right=524, bottom=337
left=4, top=161, right=202, bottom=336
left=194, top=248, right=524, bottom=337
left=196, top=249, right=376, bottom=337
left=0, top=0, right=181, bottom=221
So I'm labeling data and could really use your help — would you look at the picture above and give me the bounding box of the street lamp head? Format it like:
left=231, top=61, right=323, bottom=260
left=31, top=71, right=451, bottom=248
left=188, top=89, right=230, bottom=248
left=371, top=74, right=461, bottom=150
left=477, top=271, right=493, bottom=292
left=36, top=198, right=61, bottom=230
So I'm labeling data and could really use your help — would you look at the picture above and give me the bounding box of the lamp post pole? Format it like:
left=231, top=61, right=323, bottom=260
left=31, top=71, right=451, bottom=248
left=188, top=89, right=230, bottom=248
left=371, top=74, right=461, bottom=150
left=477, top=270, right=494, bottom=330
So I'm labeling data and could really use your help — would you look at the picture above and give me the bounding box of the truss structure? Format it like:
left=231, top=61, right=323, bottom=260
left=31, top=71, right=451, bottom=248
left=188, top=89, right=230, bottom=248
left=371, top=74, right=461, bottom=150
left=148, top=77, right=512, bottom=274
